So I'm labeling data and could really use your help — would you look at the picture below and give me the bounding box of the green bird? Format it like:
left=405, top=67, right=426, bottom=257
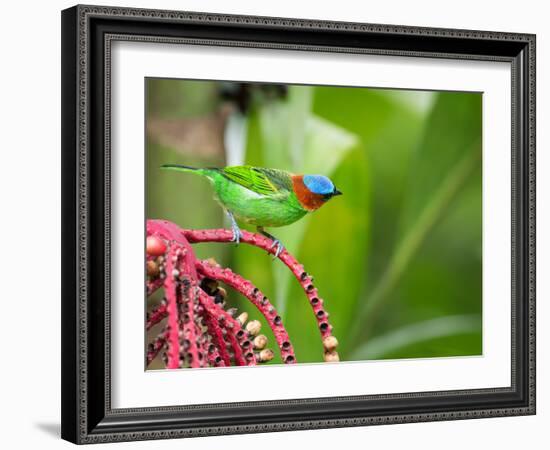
left=161, top=164, right=343, bottom=257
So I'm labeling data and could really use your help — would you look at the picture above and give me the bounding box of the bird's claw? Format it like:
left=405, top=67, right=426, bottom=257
left=227, top=211, right=242, bottom=245
left=230, top=225, right=243, bottom=244
left=257, top=227, right=285, bottom=259
left=269, top=240, right=284, bottom=259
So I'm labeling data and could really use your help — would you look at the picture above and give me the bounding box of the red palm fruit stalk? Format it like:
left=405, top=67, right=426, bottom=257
left=173, top=233, right=211, bottom=368
left=205, top=343, right=225, bottom=367
left=147, top=278, right=164, bottom=297
left=183, top=228, right=335, bottom=341
left=146, top=219, right=338, bottom=367
left=146, top=300, right=167, bottom=331
left=196, top=259, right=296, bottom=364
left=178, top=277, right=204, bottom=368
left=198, top=290, right=257, bottom=366
left=223, top=324, right=248, bottom=366
left=201, top=309, right=230, bottom=366
left=147, top=220, right=207, bottom=368
left=163, top=245, right=185, bottom=368
left=147, top=328, right=169, bottom=365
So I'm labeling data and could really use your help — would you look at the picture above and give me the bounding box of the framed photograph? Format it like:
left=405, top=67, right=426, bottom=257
left=61, top=4, right=536, bottom=444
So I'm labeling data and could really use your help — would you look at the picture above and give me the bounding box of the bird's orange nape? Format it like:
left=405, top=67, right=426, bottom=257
left=292, top=175, right=326, bottom=211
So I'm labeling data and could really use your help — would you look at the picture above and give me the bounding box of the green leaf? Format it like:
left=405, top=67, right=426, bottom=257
left=350, top=314, right=482, bottom=360
left=349, top=92, right=483, bottom=347
left=312, top=87, right=431, bottom=277
left=399, top=93, right=482, bottom=233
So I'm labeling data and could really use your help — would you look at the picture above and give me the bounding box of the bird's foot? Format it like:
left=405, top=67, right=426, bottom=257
left=230, top=223, right=243, bottom=244
left=258, top=227, right=285, bottom=259
left=269, top=239, right=285, bottom=259
left=227, top=211, right=243, bottom=245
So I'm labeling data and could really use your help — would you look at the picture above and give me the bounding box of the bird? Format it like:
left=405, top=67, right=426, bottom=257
left=160, top=164, right=343, bottom=257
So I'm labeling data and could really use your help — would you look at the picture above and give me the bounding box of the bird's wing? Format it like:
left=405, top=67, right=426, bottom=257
left=221, top=166, right=292, bottom=197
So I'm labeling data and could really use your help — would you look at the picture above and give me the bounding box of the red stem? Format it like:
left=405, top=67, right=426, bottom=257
left=179, top=278, right=202, bottom=368
left=163, top=245, right=184, bottom=369
left=201, top=307, right=232, bottom=366
left=146, top=220, right=334, bottom=368
left=147, top=278, right=164, bottom=296
left=146, top=301, right=167, bottom=331
left=197, top=259, right=296, bottom=364
left=147, top=328, right=168, bottom=366
left=198, top=290, right=257, bottom=366
left=184, top=228, right=334, bottom=340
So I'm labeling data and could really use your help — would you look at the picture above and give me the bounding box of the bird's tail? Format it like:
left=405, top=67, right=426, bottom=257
left=161, top=164, right=200, bottom=173
left=160, top=164, right=217, bottom=178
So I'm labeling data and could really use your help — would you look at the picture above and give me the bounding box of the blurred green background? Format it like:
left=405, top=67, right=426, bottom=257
left=146, top=78, right=482, bottom=366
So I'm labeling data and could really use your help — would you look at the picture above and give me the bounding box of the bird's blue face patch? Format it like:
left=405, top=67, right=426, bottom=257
left=303, top=175, right=335, bottom=195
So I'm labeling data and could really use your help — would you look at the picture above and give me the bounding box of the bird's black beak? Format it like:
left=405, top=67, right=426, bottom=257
left=333, top=189, right=343, bottom=196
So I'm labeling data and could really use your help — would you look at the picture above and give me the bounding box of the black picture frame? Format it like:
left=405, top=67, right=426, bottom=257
left=61, top=4, right=536, bottom=444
